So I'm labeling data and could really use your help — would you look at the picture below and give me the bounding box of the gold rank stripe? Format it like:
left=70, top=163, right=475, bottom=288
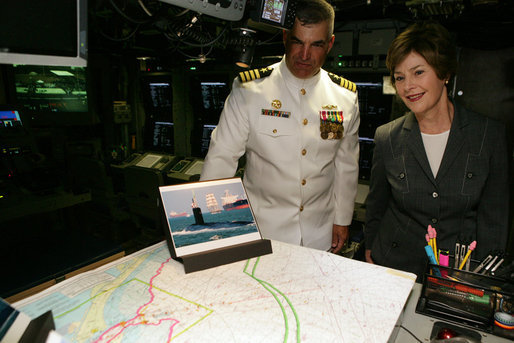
left=238, top=67, right=274, bottom=83
left=242, top=69, right=259, bottom=82
left=328, top=72, right=357, bottom=92
left=339, top=78, right=356, bottom=92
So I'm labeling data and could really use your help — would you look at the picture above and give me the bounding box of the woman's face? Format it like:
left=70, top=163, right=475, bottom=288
left=393, top=51, right=448, bottom=117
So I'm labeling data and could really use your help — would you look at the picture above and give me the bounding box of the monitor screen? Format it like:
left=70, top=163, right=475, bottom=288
left=0, top=110, right=23, bottom=128
left=358, top=137, right=374, bottom=180
left=8, top=64, right=93, bottom=126
left=200, top=81, right=228, bottom=116
left=261, top=0, right=287, bottom=25
left=355, top=80, right=392, bottom=140
left=201, top=124, right=217, bottom=156
left=145, top=121, right=174, bottom=153
left=13, top=64, right=88, bottom=113
left=140, top=74, right=173, bottom=123
left=0, top=0, right=87, bottom=67
left=147, top=82, right=172, bottom=110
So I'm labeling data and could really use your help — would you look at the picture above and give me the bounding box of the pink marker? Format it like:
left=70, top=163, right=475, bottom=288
left=428, top=225, right=438, bottom=263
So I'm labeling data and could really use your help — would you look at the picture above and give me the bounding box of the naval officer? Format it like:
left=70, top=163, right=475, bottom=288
left=200, top=0, right=360, bottom=253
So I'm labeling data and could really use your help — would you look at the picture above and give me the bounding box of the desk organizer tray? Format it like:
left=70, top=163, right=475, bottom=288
left=415, top=257, right=514, bottom=340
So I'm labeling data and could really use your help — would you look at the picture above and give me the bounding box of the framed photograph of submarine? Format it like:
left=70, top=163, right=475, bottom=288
left=159, top=177, right=272, bottom=273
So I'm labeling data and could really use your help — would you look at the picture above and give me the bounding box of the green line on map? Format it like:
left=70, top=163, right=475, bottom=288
left=243, top=257, right=301, bottom=343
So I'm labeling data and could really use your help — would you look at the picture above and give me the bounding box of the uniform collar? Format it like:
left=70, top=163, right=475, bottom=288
left=278, top=56, right=321, bottom=89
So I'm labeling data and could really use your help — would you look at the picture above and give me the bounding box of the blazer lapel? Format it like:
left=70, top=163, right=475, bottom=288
left=436, top=104, right=467, bottom=181
left=403, top=113, right=436, bottom=183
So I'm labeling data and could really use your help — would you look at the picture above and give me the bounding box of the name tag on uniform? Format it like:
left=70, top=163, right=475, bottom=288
left=319, top=110, right=344, bottom=140
left=262, top=109, right=290, bottom=118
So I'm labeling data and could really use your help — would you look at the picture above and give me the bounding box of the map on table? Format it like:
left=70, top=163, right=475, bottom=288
left=13, top=240, right=416, bottom=342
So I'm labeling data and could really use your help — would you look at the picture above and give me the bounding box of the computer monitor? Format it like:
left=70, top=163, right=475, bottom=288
left=350, top=75, right=394, bottom=180
left=140, top=73, right=173, bottom=123
left=140, top=73, right=174, bottom=153
left=0, top=0, right=87, bottom=67
left=354, top=79, right=392, bottom=140
left=199, top=81, right=229, bottom=124
left=0, top=109, right=23, bottom=128
left=144, top=121, right=174, bottom=154
left=200, top=124, right=217, bottom=156
left=358, top=137, right=374, bottom=180
left=190, top=75, right=229, bottom=157
left=9, top=64, right=92, bottom=126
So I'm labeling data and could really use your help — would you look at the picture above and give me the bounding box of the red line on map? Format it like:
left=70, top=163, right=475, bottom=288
left=94, top=257, right=179, bottom=343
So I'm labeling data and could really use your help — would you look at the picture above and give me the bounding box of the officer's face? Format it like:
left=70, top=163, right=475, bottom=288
left=283, top=19, right=334, bottom=79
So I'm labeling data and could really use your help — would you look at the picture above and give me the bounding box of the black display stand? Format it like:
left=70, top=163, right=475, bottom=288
left=19, top=310, right=55, bottom=343
left=176, top=239, right=272, bottom=274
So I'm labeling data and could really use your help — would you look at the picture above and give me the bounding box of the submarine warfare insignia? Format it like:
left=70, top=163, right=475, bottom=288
left=271, top=99, right=282, bottom=109
left=327, top=72, right=357, bottom=93
left=320, top=110, right=344, bottom=140
left=238, top=67, right=274, bottom=83
left=322, top=104, right=338, bottom=110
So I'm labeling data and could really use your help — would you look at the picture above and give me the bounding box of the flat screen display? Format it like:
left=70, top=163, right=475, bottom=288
left=13, top=65, right=88, bottom=113
left=147, top=121, right=174, bottom=153
left=0, top=110, right=23, bottom=128
left=261, top=0, right=287, bottom=24
left=201, top=124, right=217, bottom=156
left=0, top=0, right=87, bottom=67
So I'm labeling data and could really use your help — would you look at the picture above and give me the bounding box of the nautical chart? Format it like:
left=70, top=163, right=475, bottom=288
left=13, top=240, right=415, bottom=343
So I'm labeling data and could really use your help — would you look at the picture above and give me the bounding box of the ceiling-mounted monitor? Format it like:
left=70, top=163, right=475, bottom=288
left=249, top=0, right=297, bottom=30
left=0, top=0, right=87, bottom=67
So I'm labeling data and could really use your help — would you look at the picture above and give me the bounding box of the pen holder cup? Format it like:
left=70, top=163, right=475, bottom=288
left=416, top=260, right=514, bottom=340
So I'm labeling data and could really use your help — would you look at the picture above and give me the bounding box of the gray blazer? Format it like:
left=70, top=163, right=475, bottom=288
left=364, top=102, right=509, bottom=280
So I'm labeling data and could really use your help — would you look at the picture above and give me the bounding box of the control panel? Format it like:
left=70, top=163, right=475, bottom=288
left=158, top=0, right=246, bottom=21
left=167, top=157, right=204, bottom=183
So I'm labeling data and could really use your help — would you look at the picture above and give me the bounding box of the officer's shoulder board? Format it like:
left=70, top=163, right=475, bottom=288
left=238, top=67, right=274, bottom=83
left=328, top=72, right=357, bottom=93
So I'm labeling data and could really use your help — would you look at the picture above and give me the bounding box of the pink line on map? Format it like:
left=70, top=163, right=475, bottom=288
left=94, top=257, right=179, bottom=343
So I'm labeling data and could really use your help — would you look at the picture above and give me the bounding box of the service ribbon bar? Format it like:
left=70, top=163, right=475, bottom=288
left=262, top=109, right=290, bottom=118
left=319, top=110, right=343, bottom=123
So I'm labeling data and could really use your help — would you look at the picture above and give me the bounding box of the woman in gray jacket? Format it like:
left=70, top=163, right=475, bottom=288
left=364, top=21, right=509, bottom=281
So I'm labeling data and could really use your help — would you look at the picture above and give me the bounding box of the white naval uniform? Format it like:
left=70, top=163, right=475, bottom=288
left=200, top=58, right=360, bottom=251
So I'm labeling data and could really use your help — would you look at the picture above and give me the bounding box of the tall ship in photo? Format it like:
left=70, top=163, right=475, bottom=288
left=205, top=193, right=221, bottom=214
left=221, top=189, right=249, bottom=211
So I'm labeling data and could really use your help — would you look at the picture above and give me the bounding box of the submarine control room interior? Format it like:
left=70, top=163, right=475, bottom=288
left=0, top=1, right=513, bottom=342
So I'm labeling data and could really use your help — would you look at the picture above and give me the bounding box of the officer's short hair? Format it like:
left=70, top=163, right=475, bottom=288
left=295, top=0, right=335, bottom=37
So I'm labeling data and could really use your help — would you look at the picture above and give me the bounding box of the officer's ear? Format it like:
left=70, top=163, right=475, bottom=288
left=327, top=34, right=335, bottom=53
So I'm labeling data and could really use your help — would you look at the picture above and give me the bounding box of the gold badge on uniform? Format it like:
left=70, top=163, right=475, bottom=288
left=319, top=110, right=344, bottom=140
left=271, top=99, right=282, bottom=109
left=322, top=104, right=338, bottom=110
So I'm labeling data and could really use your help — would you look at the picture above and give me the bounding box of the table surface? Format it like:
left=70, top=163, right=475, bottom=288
left=13, top=240, right=416, bottom=343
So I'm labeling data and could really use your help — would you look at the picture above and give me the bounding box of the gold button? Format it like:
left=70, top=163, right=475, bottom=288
left=301, top=179, right=306, bottom=186
left=272, top=129, right=277, bottom=133
left=303, top=118, right=308, bottom=125
left=300, top=205, right=304, bottom=211
left=300, top=88, right=306, bottom=95
left=301, top=149, right=307, bottom=156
